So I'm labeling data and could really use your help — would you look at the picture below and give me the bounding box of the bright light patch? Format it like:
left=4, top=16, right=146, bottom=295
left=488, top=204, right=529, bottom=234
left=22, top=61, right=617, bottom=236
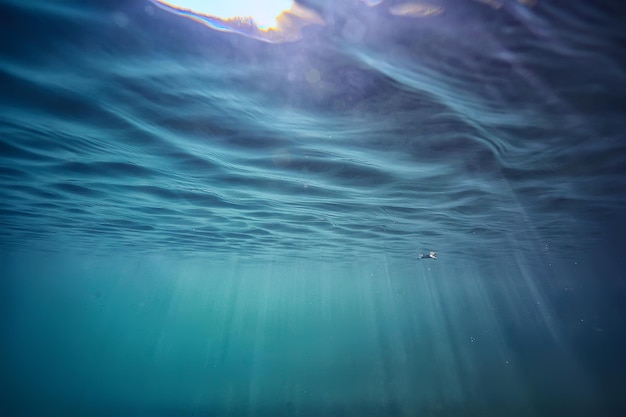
left=153, top=0, right=291, bottom=28
left=151, top=0, right=324, bottom=43
left=388, top=2, right=444, bottom=17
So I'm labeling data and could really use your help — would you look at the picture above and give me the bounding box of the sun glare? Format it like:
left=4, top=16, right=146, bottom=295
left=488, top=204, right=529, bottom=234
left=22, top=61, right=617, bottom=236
left=151, top=0, right=324, bottom=42
left=153, top=0, right=293, bottom=28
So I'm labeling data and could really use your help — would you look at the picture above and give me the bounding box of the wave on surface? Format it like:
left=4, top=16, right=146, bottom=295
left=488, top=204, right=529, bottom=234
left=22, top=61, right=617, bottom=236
left=0, top=0, right=624, bottom=260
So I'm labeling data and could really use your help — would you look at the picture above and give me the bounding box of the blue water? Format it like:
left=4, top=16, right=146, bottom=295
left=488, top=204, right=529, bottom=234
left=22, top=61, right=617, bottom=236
left=1, top=0, right=625, bottom=415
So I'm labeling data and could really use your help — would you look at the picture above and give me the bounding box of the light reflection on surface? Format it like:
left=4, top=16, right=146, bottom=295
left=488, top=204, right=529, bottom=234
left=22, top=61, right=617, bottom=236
left=150, top=0, right=539, bottom=43
left=388, top=2, right=444, bottom=17
left=362, top=0, right=536, bottom=17
left=150, top=0, right=324, bottom=43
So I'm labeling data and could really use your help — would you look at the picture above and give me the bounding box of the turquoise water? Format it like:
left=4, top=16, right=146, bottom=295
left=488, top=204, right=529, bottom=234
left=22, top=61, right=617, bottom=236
left=6, top=253, right=622, bottom=416
left=1, top=0, right=625, bottom=415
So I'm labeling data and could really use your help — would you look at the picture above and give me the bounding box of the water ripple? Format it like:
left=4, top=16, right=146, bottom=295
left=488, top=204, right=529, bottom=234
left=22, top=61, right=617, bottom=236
left=0, top=0, right=624, bottom=259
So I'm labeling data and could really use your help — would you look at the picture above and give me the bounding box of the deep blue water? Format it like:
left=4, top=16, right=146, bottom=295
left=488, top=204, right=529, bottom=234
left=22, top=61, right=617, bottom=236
left=1, top=0, right=625, bottom=416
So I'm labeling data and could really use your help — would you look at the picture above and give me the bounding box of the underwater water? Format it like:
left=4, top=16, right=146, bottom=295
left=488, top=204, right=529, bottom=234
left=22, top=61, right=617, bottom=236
left=1, top=0, right=625, bottom=415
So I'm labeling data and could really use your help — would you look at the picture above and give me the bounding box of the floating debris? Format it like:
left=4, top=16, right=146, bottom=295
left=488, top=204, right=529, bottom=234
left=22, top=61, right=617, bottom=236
left=419, top=251, right=437, bottom=260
